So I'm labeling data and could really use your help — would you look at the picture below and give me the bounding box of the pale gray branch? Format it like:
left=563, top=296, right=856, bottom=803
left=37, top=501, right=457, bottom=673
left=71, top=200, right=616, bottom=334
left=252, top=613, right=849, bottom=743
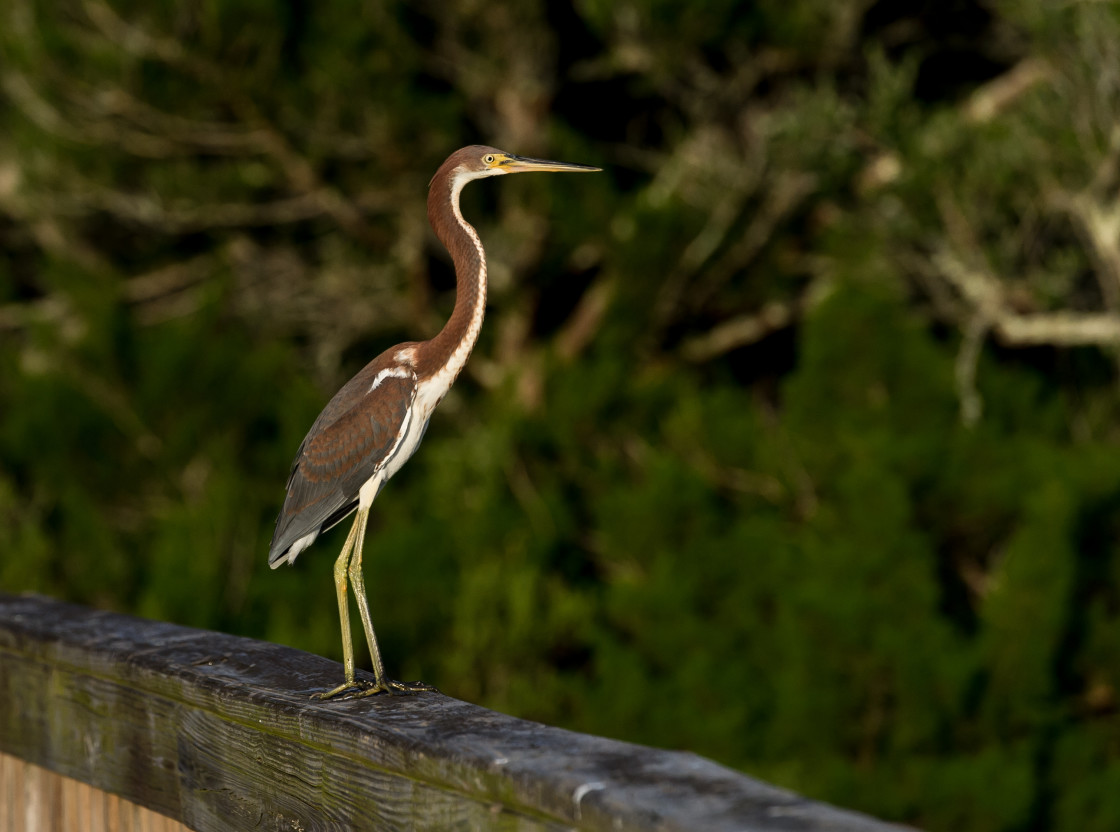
left=956, top=315, right=988, bottom=427
left=28, top=189, right=331, bottom=232
left=935, top=248, right=1120, bottom=345
left=681, top=301, right=794, bottom=362
left=964, top=58, right=1053, bottom=123
left=932, top=244, right=1120, bottom=422
left=1054, top=190, right=1120, bottom=310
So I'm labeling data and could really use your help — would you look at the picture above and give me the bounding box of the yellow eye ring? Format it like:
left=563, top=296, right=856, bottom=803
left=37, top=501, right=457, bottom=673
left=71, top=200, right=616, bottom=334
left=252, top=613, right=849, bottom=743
left=484, top=154, right=496, bottom=165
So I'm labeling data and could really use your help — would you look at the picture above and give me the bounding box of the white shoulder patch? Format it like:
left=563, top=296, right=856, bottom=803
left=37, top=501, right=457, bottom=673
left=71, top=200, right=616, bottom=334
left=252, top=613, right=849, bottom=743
left=370, top=366, right=415, bottom=392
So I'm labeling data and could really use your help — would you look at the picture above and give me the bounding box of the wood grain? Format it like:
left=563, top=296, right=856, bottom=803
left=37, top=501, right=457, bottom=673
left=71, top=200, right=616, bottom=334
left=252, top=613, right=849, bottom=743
left=0, top=593, right=913, bottom=831
left=0, top=752, right=189, bottom=832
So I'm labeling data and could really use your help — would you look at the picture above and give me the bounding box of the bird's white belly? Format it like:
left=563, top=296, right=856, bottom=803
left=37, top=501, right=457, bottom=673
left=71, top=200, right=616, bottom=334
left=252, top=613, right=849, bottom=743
left=356, top=374, right=450, bottom=510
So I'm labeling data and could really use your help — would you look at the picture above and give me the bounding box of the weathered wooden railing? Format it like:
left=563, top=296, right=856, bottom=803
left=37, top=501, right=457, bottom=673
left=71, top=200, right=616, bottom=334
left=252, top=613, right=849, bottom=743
left=0, top=593, right=911, bottom=831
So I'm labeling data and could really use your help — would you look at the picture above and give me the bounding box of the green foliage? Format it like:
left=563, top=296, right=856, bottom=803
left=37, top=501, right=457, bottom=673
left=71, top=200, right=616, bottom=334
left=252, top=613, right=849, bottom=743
left=5, top=2, right=1120, bottom=831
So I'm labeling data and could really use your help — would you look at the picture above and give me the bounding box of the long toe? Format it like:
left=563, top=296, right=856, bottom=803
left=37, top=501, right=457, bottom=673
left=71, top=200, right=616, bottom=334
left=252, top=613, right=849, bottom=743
left=354, top=678, right=438, bottom=697
left=312, top=678, right=376, bottom=700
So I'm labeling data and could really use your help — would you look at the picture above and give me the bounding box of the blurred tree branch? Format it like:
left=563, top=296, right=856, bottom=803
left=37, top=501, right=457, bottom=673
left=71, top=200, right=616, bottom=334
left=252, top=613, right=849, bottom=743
left=0, top=0, right=432, bottom=393
left=901, top=39, right=1120, bottom=424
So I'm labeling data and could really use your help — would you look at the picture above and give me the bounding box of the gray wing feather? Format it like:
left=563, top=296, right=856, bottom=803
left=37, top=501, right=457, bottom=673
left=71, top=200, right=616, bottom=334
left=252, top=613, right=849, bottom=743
left=269, top=372, right=416, bottom=564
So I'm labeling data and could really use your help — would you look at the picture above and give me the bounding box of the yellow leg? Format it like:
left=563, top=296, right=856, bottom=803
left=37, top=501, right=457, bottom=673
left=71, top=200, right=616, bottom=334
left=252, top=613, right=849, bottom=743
left=313, top=507, right=436, bottom=700
left=311, top=515, right=361, bottom=700
left=347, top=507, right=387, bottom=682
left=347, top=507, right=435, bottom=697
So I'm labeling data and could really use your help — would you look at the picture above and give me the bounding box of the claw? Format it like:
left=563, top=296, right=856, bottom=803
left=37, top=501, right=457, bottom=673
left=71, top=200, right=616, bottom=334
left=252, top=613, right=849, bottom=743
left=311, top=678, right=373, bottom=700
left=352, top=678, right=438, bottom=698
left=312, top=677, right=436, bottom=700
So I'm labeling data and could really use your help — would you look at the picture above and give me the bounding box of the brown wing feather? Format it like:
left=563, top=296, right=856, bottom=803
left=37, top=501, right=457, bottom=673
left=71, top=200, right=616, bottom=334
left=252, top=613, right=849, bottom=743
left=269, top=354, right=417, bottom=564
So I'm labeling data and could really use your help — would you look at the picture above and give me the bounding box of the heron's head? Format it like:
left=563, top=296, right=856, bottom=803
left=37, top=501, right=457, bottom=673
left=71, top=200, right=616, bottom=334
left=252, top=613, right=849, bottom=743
left=437, top=145, right=600, bottom=188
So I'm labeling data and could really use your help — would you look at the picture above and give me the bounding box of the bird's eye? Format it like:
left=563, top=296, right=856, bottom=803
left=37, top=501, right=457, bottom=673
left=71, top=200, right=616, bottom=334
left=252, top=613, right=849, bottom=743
left=483, top=154, right=496, bottom=165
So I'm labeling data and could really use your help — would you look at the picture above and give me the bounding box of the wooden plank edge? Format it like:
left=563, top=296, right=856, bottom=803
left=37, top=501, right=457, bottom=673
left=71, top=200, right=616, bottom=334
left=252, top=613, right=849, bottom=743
left=0, top=592, right=915, bottom=832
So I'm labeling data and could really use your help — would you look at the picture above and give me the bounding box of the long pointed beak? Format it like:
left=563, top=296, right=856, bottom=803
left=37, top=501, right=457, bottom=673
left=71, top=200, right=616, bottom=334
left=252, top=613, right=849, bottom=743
left=502, top=155, right=601, bottom=173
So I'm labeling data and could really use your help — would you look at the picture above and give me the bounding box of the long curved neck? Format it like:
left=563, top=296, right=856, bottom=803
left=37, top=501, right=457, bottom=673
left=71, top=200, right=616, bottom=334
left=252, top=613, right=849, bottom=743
left=419, top=170, right=488, bottom=381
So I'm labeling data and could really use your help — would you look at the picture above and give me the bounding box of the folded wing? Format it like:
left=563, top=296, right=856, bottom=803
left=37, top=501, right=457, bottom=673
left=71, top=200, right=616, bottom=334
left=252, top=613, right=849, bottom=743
left=269, top=371, right=416, bottom=565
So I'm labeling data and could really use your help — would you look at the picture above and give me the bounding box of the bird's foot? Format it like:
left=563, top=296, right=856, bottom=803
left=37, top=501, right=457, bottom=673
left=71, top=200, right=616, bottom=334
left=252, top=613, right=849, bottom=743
left=311, top=679, right=367, bottom=701
left=352, top=677, right=437, bottom=698
left=311, top=677, right=436, bottom=701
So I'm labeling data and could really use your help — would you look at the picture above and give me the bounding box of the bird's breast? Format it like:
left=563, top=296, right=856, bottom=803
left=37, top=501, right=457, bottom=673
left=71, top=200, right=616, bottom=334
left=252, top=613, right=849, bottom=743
left=358, top=373, right=446, bottom=507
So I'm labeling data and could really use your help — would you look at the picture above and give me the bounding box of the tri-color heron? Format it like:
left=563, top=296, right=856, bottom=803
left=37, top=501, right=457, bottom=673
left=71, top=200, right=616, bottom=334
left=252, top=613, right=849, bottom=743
left=268, top=145, right=600, bottom=699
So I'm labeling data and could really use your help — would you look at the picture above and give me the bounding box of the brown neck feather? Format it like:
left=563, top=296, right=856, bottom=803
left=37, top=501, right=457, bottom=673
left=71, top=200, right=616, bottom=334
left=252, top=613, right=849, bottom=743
left=417, top=166, right=487, bottom=380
